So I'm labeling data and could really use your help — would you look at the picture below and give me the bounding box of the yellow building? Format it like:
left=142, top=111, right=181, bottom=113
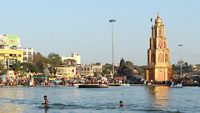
left=56, top=65, right=77, bottom=79
left=0, top=48, right=23, bottom=68
left=146, top=15, right=172, bottom=82
left=0, top=34, right=23, bottom=69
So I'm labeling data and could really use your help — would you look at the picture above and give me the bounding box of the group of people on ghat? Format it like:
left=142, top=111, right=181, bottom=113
left=42, top=95, right=124, bottom=109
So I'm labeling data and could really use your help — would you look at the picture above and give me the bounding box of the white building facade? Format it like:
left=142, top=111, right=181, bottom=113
left=79, top=64, right=103, bottom=76
left=62, top=53, right=81, bottom=65
left=18, top=47, right=34, bottom=62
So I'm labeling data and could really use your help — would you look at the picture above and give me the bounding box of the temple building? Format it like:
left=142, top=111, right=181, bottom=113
left=146, top=15, right=172, bottom=82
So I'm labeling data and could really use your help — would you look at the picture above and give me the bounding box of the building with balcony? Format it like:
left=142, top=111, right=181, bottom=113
left=79, top=64, right=102, bottom=76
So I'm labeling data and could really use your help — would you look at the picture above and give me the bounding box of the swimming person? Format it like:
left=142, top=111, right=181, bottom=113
left=42, top=95, right=48, bottom=109
left=119, top=100, right=124, bottom=107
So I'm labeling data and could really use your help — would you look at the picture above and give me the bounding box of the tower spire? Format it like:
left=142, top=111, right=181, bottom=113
left=157, top=12, right=160, bottom=17
left=146, top=15, right=172, bottom=82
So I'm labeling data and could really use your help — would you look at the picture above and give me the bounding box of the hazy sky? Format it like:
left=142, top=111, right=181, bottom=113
left=0, top=0, right=200, bottom=65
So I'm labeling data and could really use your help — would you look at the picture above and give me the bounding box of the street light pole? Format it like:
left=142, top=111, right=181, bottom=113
left=178, top=44, right=183, bottom=78
left=109, top=19, right=116, bottom=78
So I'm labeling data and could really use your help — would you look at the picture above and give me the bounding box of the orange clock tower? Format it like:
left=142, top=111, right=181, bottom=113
left=146, top=15, right=172, bottom=82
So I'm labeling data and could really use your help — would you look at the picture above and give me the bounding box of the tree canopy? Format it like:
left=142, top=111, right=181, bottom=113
left=32, top=52, right=49, bottom=73
left=48, top=52, right=62, bottom=74
left=102, top=63, right=112, bottom=74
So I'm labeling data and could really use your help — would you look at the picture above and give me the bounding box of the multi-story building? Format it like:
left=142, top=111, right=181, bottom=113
left=18, top=47, right=34, bottom=62
left=56, top=65, right=77, bottom=79
left=56, top=58, right=79, bottom=79
left=80, top=64, right=102, bottom=76
left=146, top=15, right=172, bottom=82
left=0, top=48, right=23, bottom=68
left=62, top=53, right=81, bottom=65
left=0, top=34, right=23, bottom=68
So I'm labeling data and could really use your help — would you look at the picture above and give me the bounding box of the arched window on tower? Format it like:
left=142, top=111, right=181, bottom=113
left=164, top=42, right=166, bottom=48
left=158, top=29, right=161, bottom=37
left=153, top=40, right=156, bottom=49
left=165, top=53, right=168, bottom=62
left=158, top=53, right=164, bottom=62
left=156, top=28, right=158, bottom=37
left=159, top=40, right=162, bottom=49
left=151, top=53, right=155, bottom=63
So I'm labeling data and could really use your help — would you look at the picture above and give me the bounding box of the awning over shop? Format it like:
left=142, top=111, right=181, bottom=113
left=54, top=80, right=62, bottom=84
left=49, top=78, right=56, bottom=80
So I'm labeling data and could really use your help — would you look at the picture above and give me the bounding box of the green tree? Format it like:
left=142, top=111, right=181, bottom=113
left=12, top=62, right=21, bottom=72
left=12, top=62, right=38, bottom=73
left=135, top=65, right=146, bottom=76
left=21, top=62, right=38, bottom=73
left=172, top=62, right=193, bottom=75
left=102, top=63, right=112, bottom=75
left=11, top=62, right=38, bottom=77
left=95, top=62, right=101, bottom=65
left=0, top=62, right=7, bottom=75
left=172, top=64, right=179, bottom=75
left=32, top=52, right=48, bottom=73
left=48, top=53, right=62, bottom=74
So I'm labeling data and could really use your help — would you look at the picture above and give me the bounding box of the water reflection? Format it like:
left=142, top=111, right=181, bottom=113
left=0, top=88, right=25, bottom=113
left=147, top=86, right=169, bottom=108
left=0, top=87, right=199, bottom=113
left=44, top=108, right=48, bottom=113
left=0, top=88, right=25, bottom=99
left=0, top=102, right=25, bottom=113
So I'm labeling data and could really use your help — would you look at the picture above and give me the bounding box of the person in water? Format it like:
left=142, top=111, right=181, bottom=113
left=119, top=100, right=124, bottom=107
left=43, top=95, right=48, bottom=109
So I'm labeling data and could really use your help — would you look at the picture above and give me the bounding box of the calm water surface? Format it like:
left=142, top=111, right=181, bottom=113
left=0, top=86, right=200, bottom=113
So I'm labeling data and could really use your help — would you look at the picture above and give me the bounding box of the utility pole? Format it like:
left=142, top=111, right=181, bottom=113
left=109, top=19, right=116, bottom=78
left=178, top=44, right=183, bottom=78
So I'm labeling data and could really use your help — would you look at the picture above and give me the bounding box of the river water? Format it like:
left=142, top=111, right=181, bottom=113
left=0, top=86, right=199, bottom=113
